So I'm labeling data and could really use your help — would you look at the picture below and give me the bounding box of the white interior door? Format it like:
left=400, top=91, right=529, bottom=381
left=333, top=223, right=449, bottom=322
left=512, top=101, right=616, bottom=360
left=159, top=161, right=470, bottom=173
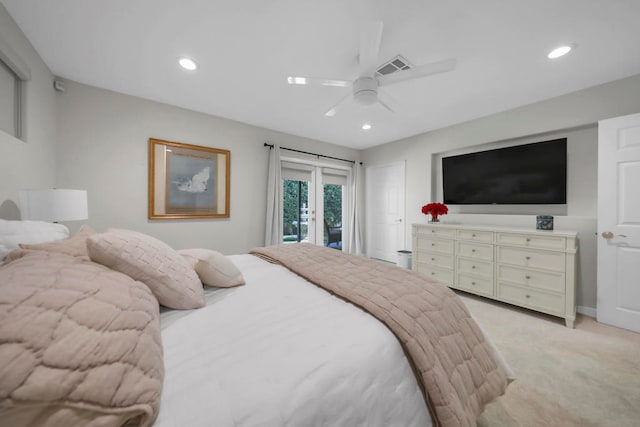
left=365, top=161, right=405, bottom=262
left=597, top=112, right=640, bottom=333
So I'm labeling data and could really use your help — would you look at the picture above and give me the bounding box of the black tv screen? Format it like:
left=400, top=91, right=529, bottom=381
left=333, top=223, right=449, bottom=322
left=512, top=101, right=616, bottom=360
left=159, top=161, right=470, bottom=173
left=442, top=138, right=567, bottom=205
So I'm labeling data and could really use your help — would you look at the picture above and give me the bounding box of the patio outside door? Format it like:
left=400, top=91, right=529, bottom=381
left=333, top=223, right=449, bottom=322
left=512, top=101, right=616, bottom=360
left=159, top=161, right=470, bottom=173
left=281, top=161, right=347, bottom=250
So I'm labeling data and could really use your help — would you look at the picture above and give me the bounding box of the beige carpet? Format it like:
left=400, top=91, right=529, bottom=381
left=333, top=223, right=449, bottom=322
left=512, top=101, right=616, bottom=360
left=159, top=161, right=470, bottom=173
left=457, top=292, right=640, bottom=427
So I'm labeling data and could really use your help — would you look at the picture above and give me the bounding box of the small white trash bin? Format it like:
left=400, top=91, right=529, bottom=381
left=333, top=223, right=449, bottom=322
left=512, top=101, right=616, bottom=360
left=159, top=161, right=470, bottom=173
left=397, top=250, right=412, bottom=269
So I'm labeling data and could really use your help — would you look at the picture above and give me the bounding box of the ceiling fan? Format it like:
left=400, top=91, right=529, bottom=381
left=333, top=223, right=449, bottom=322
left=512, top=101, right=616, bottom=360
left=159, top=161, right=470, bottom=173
left=287, top=21, right=456, bottom=117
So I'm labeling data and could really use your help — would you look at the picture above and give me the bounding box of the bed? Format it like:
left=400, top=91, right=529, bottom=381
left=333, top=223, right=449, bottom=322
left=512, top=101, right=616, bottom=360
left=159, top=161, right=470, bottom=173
left=0, top=220, right=511, bottom=427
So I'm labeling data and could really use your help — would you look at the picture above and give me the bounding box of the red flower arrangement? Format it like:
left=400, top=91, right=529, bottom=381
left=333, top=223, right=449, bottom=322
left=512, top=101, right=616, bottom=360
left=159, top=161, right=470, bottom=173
left=421, top=202, right=448, bottom=222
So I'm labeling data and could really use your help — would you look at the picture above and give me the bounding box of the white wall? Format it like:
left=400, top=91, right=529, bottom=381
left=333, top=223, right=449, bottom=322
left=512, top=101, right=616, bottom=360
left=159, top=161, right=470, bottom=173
left=361, top=73, right=640, bottom=312
left=55, top=79, right=359, bottom=254
left=0, top=3, right=57, bottom=219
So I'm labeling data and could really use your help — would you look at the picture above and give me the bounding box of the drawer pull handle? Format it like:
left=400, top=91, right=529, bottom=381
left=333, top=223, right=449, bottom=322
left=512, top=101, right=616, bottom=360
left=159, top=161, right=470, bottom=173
left=525, top=294, right=531, bottom=298
left=526, top=238, right=531, bottom=242
left=525, top=256, right=531, bottom=260
left=431, top=243, right=435, bottom=246
left=431, top=230, right=435, bottom=233
left=471, top=282, right=476, bottom=286
left=431, top=258, right=436, bottom=261
left=471, top=265, right=476, bottom=269
left=471, top=249, right=476, bottom=253
left=431, top=272, right=436, bottom=275
left=525, top=275, right=531, bottom=279
left=472, top=234, right=476, bottom=237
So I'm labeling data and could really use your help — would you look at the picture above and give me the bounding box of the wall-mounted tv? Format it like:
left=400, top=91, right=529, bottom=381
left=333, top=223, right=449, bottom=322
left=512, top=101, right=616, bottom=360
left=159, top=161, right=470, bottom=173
left=442, top=138, right=567, bottom=205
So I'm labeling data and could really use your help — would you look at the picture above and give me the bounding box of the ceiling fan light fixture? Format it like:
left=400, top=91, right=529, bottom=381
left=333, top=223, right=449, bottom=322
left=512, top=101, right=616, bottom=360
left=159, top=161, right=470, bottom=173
left=547, top=45, right=574, bottom=59
left=362, top=123, right=372, bottom=130
left=178, top=57, right=198, bottom=71
left=353, top=76, right=378, bottom=106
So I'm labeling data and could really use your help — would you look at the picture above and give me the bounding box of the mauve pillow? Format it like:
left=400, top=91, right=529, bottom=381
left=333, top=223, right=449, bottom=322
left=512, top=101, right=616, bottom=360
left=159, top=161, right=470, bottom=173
left=179, top=248, right=245, bottom=288
left=87, top=229, right=204, bottom=309
left=20, top=224, right=96, bottom=258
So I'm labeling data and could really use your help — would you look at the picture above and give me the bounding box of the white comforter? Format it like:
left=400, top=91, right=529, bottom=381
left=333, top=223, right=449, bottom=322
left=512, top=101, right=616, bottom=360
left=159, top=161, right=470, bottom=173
left=155, top=254, right=432, bottom=427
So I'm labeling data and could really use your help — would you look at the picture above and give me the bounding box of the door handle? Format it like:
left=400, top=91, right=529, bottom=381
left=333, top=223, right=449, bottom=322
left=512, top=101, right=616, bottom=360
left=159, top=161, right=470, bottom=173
left=602, top=231, right=627, bottom=239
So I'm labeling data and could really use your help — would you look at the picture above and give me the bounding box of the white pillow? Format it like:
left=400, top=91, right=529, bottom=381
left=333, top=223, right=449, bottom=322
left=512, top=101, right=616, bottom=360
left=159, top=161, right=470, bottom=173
left=0, top=219, right=69, bottom=261
left=87, top=229, right=205, bottom=310
left=179, top=248, right=245, bottom=288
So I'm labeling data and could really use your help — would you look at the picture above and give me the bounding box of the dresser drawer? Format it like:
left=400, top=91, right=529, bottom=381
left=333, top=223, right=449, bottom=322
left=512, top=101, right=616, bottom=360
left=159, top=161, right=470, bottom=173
left=457, top=229, right=494, bottom=243
left=416, top=236, right=454, bottom=255
left=457, top=257, right=494, bottom=279
left=457, top=241, right=493, bottom=261
left=458, top=273, right=494, bottom=297
left=415, top=226, right=456, bottom=238
left=497, top=246, right=565, bottom=272
left=415, top=252, right=454, bottom=269
left=496, top=232, right=566, bottom=250
left=415, top=263, right=454, bottom=285
left=497, top=264, right=565, bottom=293
left=497, top=282, right=565, bottom=315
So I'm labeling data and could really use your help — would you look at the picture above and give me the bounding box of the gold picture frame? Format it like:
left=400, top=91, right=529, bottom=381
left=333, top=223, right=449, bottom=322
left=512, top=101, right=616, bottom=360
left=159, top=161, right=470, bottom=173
left=148, top=138, right=230, bottom=219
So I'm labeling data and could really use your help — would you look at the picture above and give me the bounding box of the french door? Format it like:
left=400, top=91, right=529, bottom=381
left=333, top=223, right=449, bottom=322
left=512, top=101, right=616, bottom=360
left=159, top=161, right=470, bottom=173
left=281, top=160, right=348, bottom=250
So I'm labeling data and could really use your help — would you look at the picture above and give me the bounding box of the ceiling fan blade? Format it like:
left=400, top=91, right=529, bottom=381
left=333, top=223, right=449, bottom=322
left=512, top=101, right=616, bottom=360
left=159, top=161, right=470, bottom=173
left=323, top=93, right=353, bottom=117
left=377, top=98, right=394, bottom=113
left=377, top=89, right=397, bottom=113
left=378, top=58, right=456, bottom=87
left=287, top=76, right=351, bottom=87
left=358, top=21, right=383, bottom=75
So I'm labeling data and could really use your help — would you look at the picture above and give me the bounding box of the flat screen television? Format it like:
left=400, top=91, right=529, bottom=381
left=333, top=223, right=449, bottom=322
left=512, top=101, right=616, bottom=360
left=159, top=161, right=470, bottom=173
left=442, top=138, right=567, bottom=205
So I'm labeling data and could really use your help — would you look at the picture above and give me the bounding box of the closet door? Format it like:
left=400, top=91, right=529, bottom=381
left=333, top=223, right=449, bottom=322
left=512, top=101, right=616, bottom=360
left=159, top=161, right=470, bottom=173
left=597, top=113, right=640, bottom=333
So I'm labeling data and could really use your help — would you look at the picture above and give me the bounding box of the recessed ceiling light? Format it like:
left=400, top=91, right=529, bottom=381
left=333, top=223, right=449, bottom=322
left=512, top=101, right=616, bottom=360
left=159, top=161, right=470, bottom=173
left=547, top=45, right=574, bottom=59
left=178, top=57, right=198, bottom=71
left=362, top=123, right=372, bottom=130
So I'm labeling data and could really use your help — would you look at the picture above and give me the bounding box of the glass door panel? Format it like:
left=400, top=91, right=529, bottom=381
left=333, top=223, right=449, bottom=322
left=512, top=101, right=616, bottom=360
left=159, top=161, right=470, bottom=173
left=323, top=183, right=343, bottom=249
left=283, top=179, right=309, bottom=244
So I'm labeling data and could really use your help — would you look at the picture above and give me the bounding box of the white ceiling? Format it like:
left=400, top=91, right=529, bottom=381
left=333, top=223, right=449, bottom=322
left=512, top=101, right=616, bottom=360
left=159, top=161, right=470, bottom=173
left=3, top=0, right=640, bottom=150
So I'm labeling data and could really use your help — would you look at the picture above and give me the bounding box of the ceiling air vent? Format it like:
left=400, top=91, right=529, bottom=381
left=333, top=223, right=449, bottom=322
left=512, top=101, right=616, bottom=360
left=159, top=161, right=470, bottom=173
left=376, top=55, right=412, bottom=77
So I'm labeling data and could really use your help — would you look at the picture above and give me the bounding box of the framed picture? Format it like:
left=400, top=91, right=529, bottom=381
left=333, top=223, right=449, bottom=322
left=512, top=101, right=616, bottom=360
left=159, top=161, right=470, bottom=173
left=148, top=138, right=230, bottom=219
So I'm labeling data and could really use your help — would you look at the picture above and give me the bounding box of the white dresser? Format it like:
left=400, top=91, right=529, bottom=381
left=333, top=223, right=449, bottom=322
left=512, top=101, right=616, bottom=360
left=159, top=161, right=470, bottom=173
left=412, top=223, right=578, bottom=328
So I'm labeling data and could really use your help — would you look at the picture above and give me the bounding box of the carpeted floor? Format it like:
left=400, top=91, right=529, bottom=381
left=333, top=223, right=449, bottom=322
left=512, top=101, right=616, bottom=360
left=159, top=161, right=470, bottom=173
left=457, top=292, right=640, bottom=427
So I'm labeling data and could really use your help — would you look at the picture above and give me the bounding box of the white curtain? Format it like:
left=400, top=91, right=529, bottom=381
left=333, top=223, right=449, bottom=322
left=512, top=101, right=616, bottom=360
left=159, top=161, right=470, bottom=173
left=264, top=145, right=282, bottom=246
left=347, top=162, right=363, bottom=255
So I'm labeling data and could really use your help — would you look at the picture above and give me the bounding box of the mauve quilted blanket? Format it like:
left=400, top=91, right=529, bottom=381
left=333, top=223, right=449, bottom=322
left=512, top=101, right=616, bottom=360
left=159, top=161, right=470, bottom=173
left=0, top=250, right=163, bottom=427
left=250, top=243, right=509, bottom=427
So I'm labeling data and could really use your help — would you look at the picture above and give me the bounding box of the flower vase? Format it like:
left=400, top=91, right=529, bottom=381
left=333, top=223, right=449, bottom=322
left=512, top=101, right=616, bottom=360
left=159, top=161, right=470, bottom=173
left=430, top=215, right=439, bottom=223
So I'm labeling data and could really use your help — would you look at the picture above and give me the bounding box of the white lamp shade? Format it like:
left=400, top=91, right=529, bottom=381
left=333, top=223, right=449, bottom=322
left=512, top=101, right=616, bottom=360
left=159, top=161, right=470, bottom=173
left=19, top=189, right=88, bottom=222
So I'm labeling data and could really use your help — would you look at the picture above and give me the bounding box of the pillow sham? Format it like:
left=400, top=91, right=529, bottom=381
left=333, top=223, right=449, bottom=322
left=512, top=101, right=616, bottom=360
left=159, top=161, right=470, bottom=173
left=0, top=219, right=69, bottom=260
left=19, top=224, right=96, bottom=258
left=87, top=228, right=204, bottom=309
left=179, top=248, right=246, bottom=288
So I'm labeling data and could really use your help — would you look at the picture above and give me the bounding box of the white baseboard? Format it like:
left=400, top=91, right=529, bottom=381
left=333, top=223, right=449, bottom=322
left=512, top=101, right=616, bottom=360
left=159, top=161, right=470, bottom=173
left=577, top=306, right=596, bottom=318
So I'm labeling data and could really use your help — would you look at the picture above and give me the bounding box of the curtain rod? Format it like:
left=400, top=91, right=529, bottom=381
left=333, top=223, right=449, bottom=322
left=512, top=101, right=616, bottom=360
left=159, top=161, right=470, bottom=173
left=264, top=143, right=362, bottom=165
